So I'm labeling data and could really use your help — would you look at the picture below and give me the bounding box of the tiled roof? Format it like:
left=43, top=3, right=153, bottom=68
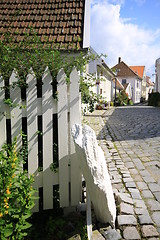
left=112, top=61, right=143, bottom=80
left=130, top=66, right=145, bottom=79
left=0, top=0, right=86, bottom=50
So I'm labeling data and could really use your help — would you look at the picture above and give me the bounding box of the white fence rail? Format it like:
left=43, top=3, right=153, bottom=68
left=0, top=67, right=82, bottom=211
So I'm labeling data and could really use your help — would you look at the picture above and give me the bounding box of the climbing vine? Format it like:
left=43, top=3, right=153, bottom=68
left=0, top=28, right=103, bottom=109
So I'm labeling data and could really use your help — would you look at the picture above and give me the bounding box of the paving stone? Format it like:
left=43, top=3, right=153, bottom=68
left=128, top=188, right=142, bottom=199
left=120, top=202, right=134, bottom=215
left=141, top=225, right=159, bottom=237
left=152, top=212, right=160, bottom=227
left=125, top=181, right=136, bottom=188
left=117, top=215, right=137, bottom=226
left=138, top=214, right=154, bottom=225
left=122, top=173, right=131, bottom=178
left=123, top=226, right=141, bottom=239
left=112, top=183, right=125, bottom=190
left=133, top=199, right=147, bottom=209
left=148, top=183, right=160, bottom=192
left=146, top=199, right=160, bottom=211
left=136, top=181, right=148, bottom=190
left=100, top=229, right=121, bottom=240
left=128, top=169, right=138, bottom=175
left=153, top=192, right=160, bottom=202
left=133, top=159, right=145, bottom=170
left=133, top=175, right=143, bottom=182
left=140, top=170, right=151, bottom=177
left=125, top=162, right=135, bottom=169
left=92, top=230, right=104, bottom=240
left=141, top=190, right=154, bottom=199
left=123, top=178, right=134, bottom=183
left=135, top=207, right=149, bottom=215
left=118, top=193, right=134, bottom=205
left=143, top=176, right=156, bottom=183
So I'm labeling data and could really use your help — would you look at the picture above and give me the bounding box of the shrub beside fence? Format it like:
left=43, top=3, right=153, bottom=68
left=0, top=67, right=82, bottom=212
left=148, top=92, right=160, bottom=107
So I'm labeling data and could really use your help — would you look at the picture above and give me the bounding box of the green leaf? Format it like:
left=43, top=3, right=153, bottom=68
left=0, top=219, right=5, bottom=225
left=19, top=221, right=32, bottom=230
left=4, top=223, right=13, bottom=237
left=22, top=212, right=32, bottom=220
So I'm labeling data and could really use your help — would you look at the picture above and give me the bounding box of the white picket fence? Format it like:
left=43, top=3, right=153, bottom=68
left=0, top=67, right=82, bottom=212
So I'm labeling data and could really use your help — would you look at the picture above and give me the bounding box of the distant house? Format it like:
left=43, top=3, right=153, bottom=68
left=146, top=76, right=154, bottom=99
left=112, top=58, right=143, bottom=103
left=87, top=48, right=116, bottom=104
left=155, top=58, right=160, bottom=92
left=130, top=65, right=146, bottom=101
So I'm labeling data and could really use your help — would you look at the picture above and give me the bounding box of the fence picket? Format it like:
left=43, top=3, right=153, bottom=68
left=0, top=76, right=6, bottom=148
left=26, top=71, right=39, bottom=211
left=42, top=68, right=54, bottom=210
left=69, top=68, right=82, bottom=206
left=0, top=67, right=82, bottom=212
left=57, top=69, right=69, bottom=207
left=10, top=71, right=22, bottom=149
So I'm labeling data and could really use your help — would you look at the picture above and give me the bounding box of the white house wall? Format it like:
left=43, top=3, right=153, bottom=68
left=99, top=77, right=112, bottom=102
left=118, top=76, right=142, bottom=103
left=155, top=58, right=160, bottom=92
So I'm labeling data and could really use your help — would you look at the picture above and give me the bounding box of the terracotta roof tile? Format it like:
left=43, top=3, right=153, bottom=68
left=112, top=61, right=143, bottom=80
left=0, top=0, right=85, bottom=50
left=129, top=66, right=145, bottom=79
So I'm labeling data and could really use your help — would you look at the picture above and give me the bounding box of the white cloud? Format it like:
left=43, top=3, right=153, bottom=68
left=90, top=0, right=160, bottom=77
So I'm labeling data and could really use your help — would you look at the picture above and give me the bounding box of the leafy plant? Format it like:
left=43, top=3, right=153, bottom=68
left=117, top=90, right=131, bottom=106
left=0, top=139, right=36, bottom=239
left=0, top=28, right=104, bottom=111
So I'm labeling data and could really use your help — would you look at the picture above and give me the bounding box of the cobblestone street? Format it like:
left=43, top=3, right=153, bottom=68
left=84, top=105, right=160, bottom=239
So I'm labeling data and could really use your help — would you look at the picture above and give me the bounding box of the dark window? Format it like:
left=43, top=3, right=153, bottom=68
left=122, top=79, right=126, bottom=84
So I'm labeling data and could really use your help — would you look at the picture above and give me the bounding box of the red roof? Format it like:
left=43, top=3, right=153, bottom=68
left=129, top=66, right=145, bottom=79
left=0, top=0, right=86, bottom=50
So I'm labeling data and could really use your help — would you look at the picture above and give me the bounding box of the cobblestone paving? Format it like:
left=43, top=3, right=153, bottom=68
left=83, top=106, right=160, bottom=240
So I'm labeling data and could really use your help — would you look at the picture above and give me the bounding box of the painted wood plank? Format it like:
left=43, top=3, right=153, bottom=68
left=26, top=71, right=39, bottom=211
left=69, top=68, right=82, bottom=206
left=42, top=68, right=54, bottom=210
left=57, top=69, right=69, bottom=207
left=0, top=76, right=6, bottom=148
left=10, top=71, right=22, bottom=149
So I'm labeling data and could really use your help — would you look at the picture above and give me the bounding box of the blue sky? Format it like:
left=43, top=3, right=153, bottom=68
left=90, top=0, right=160, bottom=81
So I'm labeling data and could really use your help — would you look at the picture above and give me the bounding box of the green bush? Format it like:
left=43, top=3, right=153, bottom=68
left=117, top=90, right=130, bottom=106
left=0, top=140, right=36, bottom=239
left=148, top=92, right=160, bottom=106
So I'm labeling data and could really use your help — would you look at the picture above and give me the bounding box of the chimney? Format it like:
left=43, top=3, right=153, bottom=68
left=118, top=57, right=121, bottom=64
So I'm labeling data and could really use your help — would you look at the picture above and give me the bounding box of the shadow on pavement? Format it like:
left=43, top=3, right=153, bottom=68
left=98, top=106, right=160, bottom=141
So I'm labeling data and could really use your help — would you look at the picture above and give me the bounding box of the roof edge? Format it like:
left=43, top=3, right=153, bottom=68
left=83, top=0, right=90, bottom=49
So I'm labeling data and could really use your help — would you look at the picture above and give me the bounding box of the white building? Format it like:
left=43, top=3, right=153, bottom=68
left=112, top=58, right=143, bottom=104
left=87, top=48, right=116, bottom=103
left=155, top=58, right=160, bottom=92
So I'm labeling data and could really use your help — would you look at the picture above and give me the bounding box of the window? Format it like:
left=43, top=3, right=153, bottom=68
left=100, top=89, right=102, bottom=94
left=122, top=79, right=126, bottom=84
